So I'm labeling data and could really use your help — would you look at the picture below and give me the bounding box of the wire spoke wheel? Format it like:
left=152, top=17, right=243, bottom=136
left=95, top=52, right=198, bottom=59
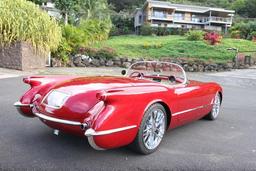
left=212, top=93, right=221, bottom=119
left=143, top=109, right=166, bottom=150
left=131, top=103, right=167, bottom=154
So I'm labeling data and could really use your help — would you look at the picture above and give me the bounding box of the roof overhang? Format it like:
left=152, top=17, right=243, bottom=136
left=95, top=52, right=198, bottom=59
left=150, top=4, right=177, bottom=10
left=137, top=0, right=235, bottom=15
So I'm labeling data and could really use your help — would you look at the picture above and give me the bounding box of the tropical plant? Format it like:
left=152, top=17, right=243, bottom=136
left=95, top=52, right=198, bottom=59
left=79, top=0, right=111, bottom=20
left=204, top=32, right=222, bottom=45
left=0, top=0, right=62, bottom=53
left=79, top=19, right=112, bottom=43
left=62, top=24, right=87, bottom=48
left=53, top=19, right=111, bottom=63
left=54, top=0, right=80, bottom=25
left=231, top=21, right=256, bottom=39
left=230, top=30, right=241, bottom=39
left=51, top=38, right=72, bottom=63
left=186, top=30, right=205, bottom=41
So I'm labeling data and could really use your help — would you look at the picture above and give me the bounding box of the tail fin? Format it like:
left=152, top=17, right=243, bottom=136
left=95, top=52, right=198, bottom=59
left=23, top=76, right=44, bottom=87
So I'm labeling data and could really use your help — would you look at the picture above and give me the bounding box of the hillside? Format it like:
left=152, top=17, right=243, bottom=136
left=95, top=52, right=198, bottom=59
left=94, top=35, right=256, bottom=61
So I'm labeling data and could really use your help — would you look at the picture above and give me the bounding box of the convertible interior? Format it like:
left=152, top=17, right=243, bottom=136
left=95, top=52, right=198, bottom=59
left=126, top=62, right=186, bottom=85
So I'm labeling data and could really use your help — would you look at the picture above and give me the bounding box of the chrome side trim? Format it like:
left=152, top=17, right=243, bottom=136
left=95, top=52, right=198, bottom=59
left=172, top=104, right=211, bottom=116
left=13, top=102, right=33, bottom=108
left=84, top=125, right=137, bottom=137
left=33, top=112, right=83, bottom=126
left=87, top=136, right=106, bottom=150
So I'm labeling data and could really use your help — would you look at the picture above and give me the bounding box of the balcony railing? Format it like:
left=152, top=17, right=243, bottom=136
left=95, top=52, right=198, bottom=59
left=149, top=14, right=173, bottom=20
left=149, top=12, right=232, bottom=24
left=209, top=16, right=232, bottom=23
left=172, top=16, right=231, bottom=24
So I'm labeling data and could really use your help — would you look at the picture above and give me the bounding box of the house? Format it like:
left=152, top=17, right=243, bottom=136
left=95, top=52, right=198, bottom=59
left=41, top=1, right=61, bottom=20
left=134, top=0, right=235, bottom=34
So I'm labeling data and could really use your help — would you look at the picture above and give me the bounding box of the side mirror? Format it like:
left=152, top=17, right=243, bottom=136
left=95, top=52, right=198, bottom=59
left=121, top=70, right=126, bottom=75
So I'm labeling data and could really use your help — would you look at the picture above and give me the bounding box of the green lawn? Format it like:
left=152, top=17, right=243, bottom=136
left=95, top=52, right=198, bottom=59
left=93, top=35, right=256, bottom=61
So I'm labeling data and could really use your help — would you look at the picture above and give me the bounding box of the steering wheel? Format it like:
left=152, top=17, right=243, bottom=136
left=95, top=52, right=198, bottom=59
left=129, top=71, right=144, bottom=78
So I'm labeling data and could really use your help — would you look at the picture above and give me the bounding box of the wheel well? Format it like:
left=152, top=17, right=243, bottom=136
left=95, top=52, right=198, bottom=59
left=158, top=102, right=172, bottom=130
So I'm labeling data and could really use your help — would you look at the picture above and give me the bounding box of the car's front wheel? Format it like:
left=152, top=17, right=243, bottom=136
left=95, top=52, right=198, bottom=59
left=131, top=103, right=167, bottom=155
left=205, top=92, right=221, bottom=120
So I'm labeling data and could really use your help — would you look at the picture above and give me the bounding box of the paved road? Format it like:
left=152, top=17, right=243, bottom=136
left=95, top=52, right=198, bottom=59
left=0, top=68, right=256, bottom=170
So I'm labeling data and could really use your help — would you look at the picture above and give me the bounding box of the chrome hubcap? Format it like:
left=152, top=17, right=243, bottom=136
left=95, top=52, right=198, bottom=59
left=212, top=93, right=221, bottom=118
left=143, top=109, right=166, bottom=150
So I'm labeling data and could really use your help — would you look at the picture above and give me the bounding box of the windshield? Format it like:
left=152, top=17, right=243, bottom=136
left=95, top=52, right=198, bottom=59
left=126, top=61, right=187, bottom=85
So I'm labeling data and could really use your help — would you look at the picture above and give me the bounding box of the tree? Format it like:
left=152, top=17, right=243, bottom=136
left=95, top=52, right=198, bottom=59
left=78, top=0, right=112, bottom=20
left=243, top=0, right=256, bottom=18
left=28, top=0, right=47, bottom=5
left=108, top=0, right=145, bottom=12
left=54, top=0, right=80, bottom=25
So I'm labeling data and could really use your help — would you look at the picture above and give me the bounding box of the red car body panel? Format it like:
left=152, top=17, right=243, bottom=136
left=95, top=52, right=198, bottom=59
left=16, top=75, right=222, bottom=149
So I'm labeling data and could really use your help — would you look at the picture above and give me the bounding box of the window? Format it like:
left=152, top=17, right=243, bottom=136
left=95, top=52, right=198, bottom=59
left=174, top=13, right=184, bottom=21
left=191, top=15, right=199, bottom=22
left=139, top=15, right=142, bottom=24
left=153, top=10, right=166, bottom=18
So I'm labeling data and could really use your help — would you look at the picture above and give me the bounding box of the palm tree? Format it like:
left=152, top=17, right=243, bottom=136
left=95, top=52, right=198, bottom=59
left=79, top=0, right=111, bottom=20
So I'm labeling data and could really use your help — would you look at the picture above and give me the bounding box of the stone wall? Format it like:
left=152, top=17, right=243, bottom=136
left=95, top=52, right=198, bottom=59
left=64, top=54, right=256, bottom=72
left=0, top=42, right=46, bottom=70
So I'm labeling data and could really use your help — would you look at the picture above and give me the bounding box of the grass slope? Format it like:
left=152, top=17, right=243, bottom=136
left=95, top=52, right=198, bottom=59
left=94, top=35, right=256, bottom=61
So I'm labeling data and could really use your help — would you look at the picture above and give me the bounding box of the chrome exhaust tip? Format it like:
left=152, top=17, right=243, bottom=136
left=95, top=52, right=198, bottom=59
left=80, top=123, right=88, bottom=130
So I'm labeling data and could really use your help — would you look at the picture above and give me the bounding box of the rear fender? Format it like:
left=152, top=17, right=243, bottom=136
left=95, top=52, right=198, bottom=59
left=88, top=85, right=170, bottom=149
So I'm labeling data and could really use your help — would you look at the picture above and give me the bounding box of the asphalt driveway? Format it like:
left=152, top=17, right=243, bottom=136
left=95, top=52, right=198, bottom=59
left=0, top=68, right=256, bottom=170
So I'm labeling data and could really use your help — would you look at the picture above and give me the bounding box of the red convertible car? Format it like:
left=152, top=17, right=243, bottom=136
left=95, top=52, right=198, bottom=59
left=14, top=61, right=222, bottom=154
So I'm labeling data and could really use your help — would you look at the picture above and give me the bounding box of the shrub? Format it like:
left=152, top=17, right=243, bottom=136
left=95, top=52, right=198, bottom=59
left=62, top=25, right=87, bottom=49
left=95, top=47, right=117, bottom=59
left=53, top=19, right=112, bottom=63
left=79, top=19, right=112, bottom=43
left=186, top=30, right=204, bottom=41
left=51, top=38, right=72, bottom=63
left=155, top=27, right=170, bottom=36
left=110, top=13, right=134, bottom=36
left=204, top=32, right=222, bottom=45
left=231, top=21, right=256, bottom=39
left=142, top=42, right=163, bottom=49
left=0, top=0, right=61, bottom=53
left=77, top=47, right=98, bottom=57
left=109, top=25, right=120, bottom=36
left=230, top=30, right=241, bottom=39
left=140, top=24, right=153, bottom=36
left=251, top=31, right=256, bottom=42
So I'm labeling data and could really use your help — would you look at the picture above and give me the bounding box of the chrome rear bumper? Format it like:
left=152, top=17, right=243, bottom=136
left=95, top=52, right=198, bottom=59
left=84, top=126, right=137, bottom=136
left=33, top=112, right=84, bottom=126
left=14, top=102, right=33, bottom=108
left=14, top=101, right=137, bottom=150
left=13, top=101, right=33, bottom=117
